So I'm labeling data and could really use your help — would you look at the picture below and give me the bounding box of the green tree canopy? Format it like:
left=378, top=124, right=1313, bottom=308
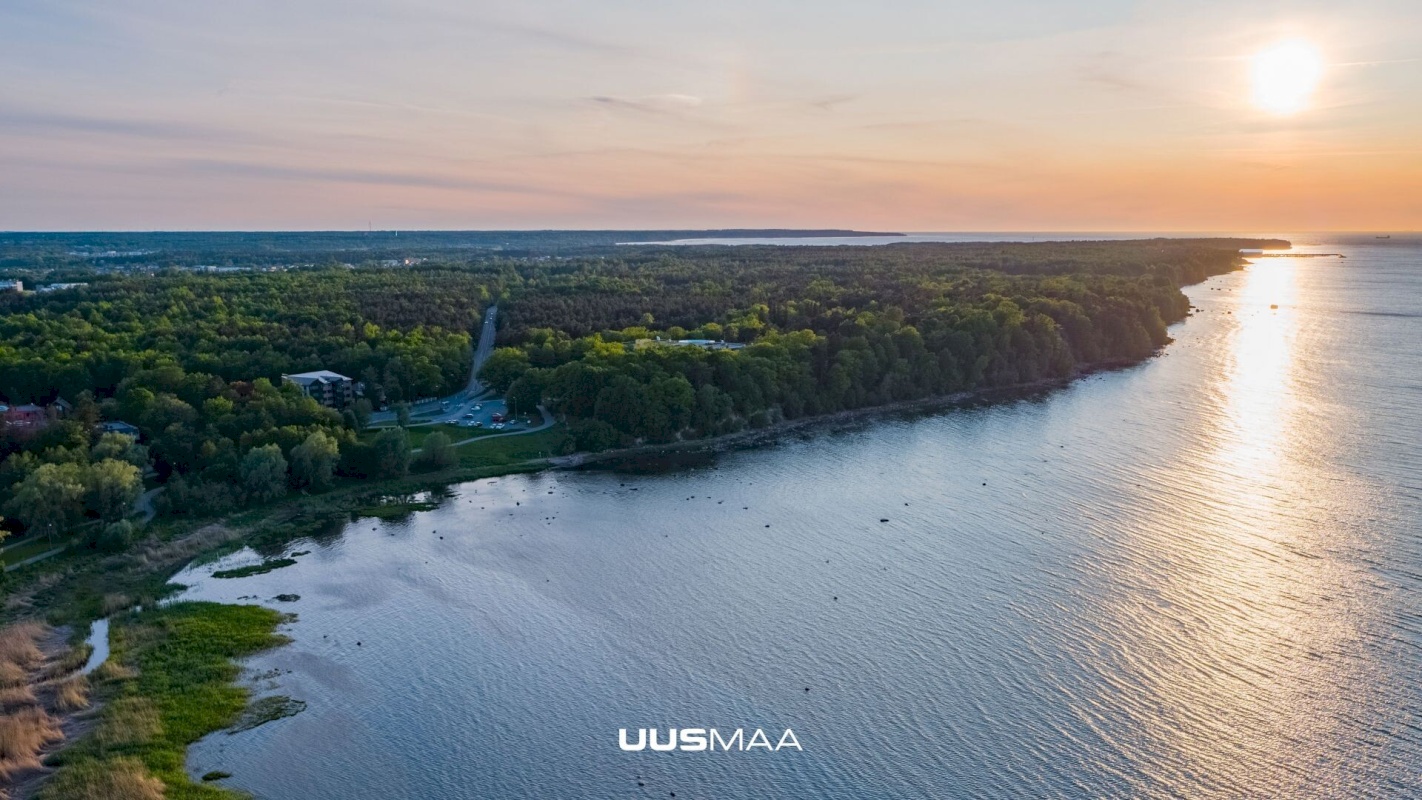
left=240, top=444, right=288, bottom=503
left=371, top=428, right=411, bottom=479
left=290, top=430, right=340, bottom=492
left=415, top=431, right=456, bottom=471
left=84, top=458, right=143, bottom=522
left=5, top=462, right=85, bottom=540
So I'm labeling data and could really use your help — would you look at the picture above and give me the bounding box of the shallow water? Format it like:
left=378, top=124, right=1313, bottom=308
left=179, top=234, right=1422, bottom=799
left=77, top=618, right=108, bottom=676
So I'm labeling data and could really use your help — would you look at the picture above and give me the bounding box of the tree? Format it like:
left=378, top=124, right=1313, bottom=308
left=505, top=374, right=543, bottom=417
left=240, top=444, right=288, bottom=503
left=5, top=463, right=85, bottom=540
left=91, top=432, right=150, bottom=470
left=371, top=428, right=411, bottom=479
left=395, top=402, right=411, bottom=428
left=84, top=459, right=143, bottom=522
left=290, top=430, right=340, bottom=492
left=73, top=390, right=101, bottom=428
left=97, top=519, right=136, bottom=553
left=568, top=419, right=621, bottom=452
left=415, top=431, right=456, bottom=471
left=352, top=398, right=373, bottom=431
left=478, top=347, right=531, bottom=392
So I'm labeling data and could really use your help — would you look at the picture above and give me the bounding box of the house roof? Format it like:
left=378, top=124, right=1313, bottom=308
left=282, top=370, right=352, bottom=384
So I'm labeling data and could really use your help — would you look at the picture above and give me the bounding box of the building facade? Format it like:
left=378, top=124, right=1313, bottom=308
left=281, top=370, right=355, bottom=408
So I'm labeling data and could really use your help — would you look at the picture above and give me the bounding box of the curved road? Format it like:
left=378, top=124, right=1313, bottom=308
left=442, top=405, right=554, bottom=450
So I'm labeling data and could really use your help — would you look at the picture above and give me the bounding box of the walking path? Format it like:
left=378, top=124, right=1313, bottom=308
left=135, top=487, right=162, bottom=523
left=3, top=546, right=66, bottom=573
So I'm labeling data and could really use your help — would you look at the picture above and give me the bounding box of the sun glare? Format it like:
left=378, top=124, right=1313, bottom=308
left=1250, top=39, right=1323, bottom=114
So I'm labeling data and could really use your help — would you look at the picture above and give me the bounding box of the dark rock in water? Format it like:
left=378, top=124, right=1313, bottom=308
left=274, top=594, right=300, bottom=602
left=880, top=518, right=889, bottom=522
left=202, top=771, right=233, bottom=782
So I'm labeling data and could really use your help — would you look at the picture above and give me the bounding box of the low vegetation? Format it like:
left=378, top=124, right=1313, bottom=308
left=210, top=558, right=298, bottom=580
left=42, top=602, right=289, bottom=799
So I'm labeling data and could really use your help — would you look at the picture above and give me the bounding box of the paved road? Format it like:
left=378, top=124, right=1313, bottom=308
left=374, top=304, right=499, bottom=426
left=466, top=304, right=499, bottom=396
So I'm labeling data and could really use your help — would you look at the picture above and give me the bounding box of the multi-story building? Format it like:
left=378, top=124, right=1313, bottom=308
left=281, top=370, right=356, bottom=408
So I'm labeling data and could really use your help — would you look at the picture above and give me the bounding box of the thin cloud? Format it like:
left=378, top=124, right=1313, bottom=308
left=174, top=159, right=581, bottom=198
left=591, top=94, right=704, bottom=114
left=0, top=110, right=268, bottom=145
left=810, top=94, right=857, bottom=111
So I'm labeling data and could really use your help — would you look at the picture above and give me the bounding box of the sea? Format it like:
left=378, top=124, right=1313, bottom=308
left=175, top=233, right=1421, bottom=799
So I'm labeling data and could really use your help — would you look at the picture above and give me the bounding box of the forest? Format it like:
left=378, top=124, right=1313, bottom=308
left=480, top=240, right=1261, bottom=450
left=0, top=237, right=1279, bottom=544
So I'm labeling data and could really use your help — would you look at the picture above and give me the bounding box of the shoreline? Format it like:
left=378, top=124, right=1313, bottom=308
left=547, top=358, right=1145, bottom=470
left=0, top=261, right=1232, bottom=799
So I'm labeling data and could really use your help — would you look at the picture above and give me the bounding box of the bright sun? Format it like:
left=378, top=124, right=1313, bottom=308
left=1251, top=39, right=1323, bottom=114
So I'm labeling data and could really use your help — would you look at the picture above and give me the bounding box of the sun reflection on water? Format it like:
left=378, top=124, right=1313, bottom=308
left=1091, top=258, right=1368, bottom=796
left=1221, top=258, right=1299, bottom=474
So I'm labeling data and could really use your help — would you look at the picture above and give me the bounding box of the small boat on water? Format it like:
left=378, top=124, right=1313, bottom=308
left=1376, top=235, right=1391, bottom=239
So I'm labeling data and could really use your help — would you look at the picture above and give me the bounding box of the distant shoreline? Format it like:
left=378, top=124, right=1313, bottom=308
left=548, top=358, right=1142, bottom=471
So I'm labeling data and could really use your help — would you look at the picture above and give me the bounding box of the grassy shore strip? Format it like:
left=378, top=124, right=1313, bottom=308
left=210, top=558, right=298, bottom=580
left=39, top=602, right=289, bottom=800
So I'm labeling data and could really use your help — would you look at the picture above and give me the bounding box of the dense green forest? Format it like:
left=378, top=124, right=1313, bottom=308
left=0, top=238, right=1277, bottom=543
left=480, top=240, right=1256, bottom=450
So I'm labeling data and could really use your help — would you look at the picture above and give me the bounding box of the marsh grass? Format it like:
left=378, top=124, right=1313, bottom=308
left=92, top=661, right=137, bottom=683
left=94, top=697, right=162, bottom=750
left=0, top=624, right=46, bottom=674
left=0, top=622, right=70, bottom=781
left=100, top=594, right=134, bottom=616
left=0, top=705, right=64, bottom=780
left=53, top=676, right=90, bottom=712
left=210, top=558, right=297, bottom=580
left=42, top=602, right=287, bottom=799
left=37, top=756, right=164, bottom=800
left=354, top=501, right=439, bottom=520
left=42, top=644, right=93, bottom=682
left=0, top=684, right=37, bottom=708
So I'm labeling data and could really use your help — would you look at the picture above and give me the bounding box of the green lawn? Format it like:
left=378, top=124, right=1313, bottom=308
left=1, top=535, right=70, bottom=566
left=457, top=424, right=567, bottom=468
left=360, top=423, right=467, bottom=448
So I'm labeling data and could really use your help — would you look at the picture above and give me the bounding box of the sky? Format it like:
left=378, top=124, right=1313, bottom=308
left=1, top=0, right=1419, bottom=231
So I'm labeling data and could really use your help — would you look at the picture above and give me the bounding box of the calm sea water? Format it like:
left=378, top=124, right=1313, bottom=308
left=177, top=235, right=1422, bottom=799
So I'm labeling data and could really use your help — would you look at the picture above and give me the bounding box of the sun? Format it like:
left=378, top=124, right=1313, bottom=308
left=1250, top=39, right=1323, bottom=114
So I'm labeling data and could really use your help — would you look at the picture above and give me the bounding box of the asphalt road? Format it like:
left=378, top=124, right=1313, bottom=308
left=374, top=304, right=499, bottom=425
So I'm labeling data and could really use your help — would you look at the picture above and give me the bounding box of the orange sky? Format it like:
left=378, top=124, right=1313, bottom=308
left=2, top=1, right=1418, bottom=230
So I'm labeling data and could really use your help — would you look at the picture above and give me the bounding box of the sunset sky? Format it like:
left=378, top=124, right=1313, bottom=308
left=2, top=0, right=1419, bottom=231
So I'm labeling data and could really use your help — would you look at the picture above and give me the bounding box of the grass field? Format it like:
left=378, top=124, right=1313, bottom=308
left=456, top=424, right=567, bottom=468
left=358, top=423, right=466, bottom=448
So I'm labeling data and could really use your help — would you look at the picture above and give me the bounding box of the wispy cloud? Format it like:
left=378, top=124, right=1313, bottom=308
left=0, top=109, right=267, bottom=145
left=174, top=159, right=580, bottom=197
left=590, top=94, right=704, bottom=114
